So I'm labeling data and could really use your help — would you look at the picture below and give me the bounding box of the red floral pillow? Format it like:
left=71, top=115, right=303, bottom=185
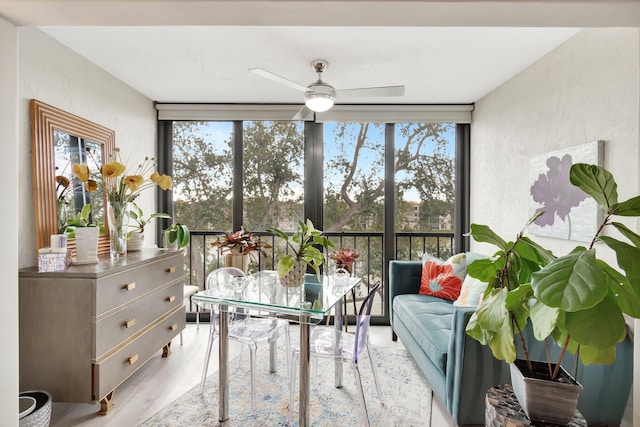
left=419, top=253, right=467, bottom=301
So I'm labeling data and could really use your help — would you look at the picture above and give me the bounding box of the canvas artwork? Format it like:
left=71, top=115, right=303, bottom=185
left=528, top=141, right=604, bottom=242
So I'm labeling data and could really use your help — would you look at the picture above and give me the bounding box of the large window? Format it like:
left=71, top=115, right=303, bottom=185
left=158, top=105, right=470, bottom=324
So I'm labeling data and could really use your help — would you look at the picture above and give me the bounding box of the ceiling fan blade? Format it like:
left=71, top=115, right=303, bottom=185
left=335, top=85, right=405, bottom=98
left=292, top=105, right=313, bottom=120
left=249, top=68, right=310, bottom=93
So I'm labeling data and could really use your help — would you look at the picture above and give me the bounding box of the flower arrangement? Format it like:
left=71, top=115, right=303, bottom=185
left=72, top=147, right=173, bottom=257
left=72, top=147, right=172, bottom=205
left=211, top=225, right=271, bottom=261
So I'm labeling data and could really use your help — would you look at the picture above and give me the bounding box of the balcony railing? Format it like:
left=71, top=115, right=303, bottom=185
left=182, top=230, right=454, bottom=323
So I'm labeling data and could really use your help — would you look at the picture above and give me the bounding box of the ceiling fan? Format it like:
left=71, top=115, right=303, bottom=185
left=249, top=59, right=405, bottom=119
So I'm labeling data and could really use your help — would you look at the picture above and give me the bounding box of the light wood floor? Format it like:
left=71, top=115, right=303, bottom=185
left=48, top=323, right=458, bottom=427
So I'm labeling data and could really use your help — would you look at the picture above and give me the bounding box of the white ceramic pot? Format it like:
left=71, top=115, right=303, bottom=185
left=127, top=231, right=144, bottom=252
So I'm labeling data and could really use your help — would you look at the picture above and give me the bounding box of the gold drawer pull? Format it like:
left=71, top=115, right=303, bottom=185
left=167, top=267, right=176, bottom=273
left=169, top=324, right=178, bottom=331
left=124, top=319, right=136, bottom=328
left=167, top=295, right=176, bottom=303
left=128, top=354, right=139, bottom=365
left=123, top=282, right=136, bottom=291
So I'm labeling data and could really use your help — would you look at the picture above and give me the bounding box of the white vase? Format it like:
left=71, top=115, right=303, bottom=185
left=162, top=229, right=179, bottom=251
left=127, top=231, right=144, bottom=252
left=74, top=227, right=99, bottom=264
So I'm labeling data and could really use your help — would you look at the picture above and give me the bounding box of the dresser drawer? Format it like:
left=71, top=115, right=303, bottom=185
left=93, top=305, right=185, bottom=401
left=94, top=279, right=183, bottom=358
left=95, top=254, right=183, bottom=316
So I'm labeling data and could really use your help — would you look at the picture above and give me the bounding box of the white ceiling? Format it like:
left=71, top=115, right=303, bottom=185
left=2, top=1, right=639, bottom=106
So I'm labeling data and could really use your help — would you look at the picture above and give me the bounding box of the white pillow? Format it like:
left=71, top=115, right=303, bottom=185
left=453, top=275, right=488, bottom=307
left=453, top=252, right=490, bottom=307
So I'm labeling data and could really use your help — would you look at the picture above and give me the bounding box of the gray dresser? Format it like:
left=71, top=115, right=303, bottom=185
left=19, top=248, right=186, bottom=414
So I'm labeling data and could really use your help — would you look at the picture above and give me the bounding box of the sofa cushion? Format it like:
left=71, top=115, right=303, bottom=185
left=419, top=253, right=466, bottom=301
left=454, top=252, right=491, bottom=307
left=393, top=294, right=453, bottom=376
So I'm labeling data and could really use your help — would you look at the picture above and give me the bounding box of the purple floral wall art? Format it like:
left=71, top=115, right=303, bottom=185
left=528, top=141, right=604, bottom=242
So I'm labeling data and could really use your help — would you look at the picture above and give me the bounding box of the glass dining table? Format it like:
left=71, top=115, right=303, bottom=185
left=192, top=270, right=361, bottom=427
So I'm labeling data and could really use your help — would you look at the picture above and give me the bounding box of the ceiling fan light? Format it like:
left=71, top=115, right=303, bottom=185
left=305, top=92, right=335, bottom=112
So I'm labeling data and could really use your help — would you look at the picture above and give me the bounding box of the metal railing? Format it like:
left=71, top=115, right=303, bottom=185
left=182, top=229, right=454, bottom=323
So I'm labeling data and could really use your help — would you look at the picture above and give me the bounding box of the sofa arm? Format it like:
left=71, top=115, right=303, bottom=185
left=446, top=306, right=511, bottom=426
left=388, top=260, right=422, bottom=327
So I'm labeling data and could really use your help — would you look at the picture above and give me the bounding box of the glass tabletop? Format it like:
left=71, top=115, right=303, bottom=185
left=192, top=270, right=361, bottom=321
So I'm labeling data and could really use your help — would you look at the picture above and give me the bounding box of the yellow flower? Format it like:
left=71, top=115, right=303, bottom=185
left=124, top=175, right=144, bottom=192
left=72, top=163, right=90, bottom=181
left=151, top=172, right=173, bottom=190
left=85, top=179, right=98, bottom=192
left=101, top=162, right=126, bottom=179
left=56, top=175, right=70, bottom=188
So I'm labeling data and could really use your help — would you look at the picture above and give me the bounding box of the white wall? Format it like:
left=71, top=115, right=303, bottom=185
left=0, top=16, right=20, bottom=427
left=18, top=27, right=158, bottom=268
left=471, top=28, right=640, bottom=426
left=0, top=24, right=156, bottom=426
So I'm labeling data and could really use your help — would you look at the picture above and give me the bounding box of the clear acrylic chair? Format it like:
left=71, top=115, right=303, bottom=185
left=200, top=267, right=291, bottom=413
left=289, top=281, right=383, bottom=426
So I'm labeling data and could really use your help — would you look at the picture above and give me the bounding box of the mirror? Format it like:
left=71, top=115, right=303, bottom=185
left=31, top=99, right=115, bottom=256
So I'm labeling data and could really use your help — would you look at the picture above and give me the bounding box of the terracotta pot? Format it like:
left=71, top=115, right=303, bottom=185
left=280, top=260, right=306, bottom=287
left=510, top=359, right=582, bottom=425
left=224, top=253, right=250, bottom=273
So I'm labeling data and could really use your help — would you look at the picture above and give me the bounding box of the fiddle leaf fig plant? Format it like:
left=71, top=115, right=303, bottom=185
left=466, top=163, right=640, bottom=379
left=266, top=219, right=335, bottom=278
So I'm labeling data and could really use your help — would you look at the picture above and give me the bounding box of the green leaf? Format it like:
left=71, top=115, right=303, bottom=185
left=530, top=300, right=559, bottom=341
left=531, top=247, right=608, bottom=312
left=475, top=288, right=510, bottom=332
left=505, top=284, right=533, bottom=310
left=600, top=236, right=640, bottom=290
left=600, top=259, right=640, bottom=317
left=517, top=237, right=556, bottom=266
left=569, top=163, right=618, bottom=212
left=465, top=312, right=493, bottom=345
left=277, top=255, right=295, bottom=277
left=578, top=344, right=617, bottom=365
left=564, top=295, right=626, bottom=349
left=467, top=257, right=502, bottom=283
left=611, top=222, right=640, bottom=247
left=468, top=223, right=508, bottom=251
left=488, top=321, right=517, bottom=363
left=611, top=195, right=640, bottom=216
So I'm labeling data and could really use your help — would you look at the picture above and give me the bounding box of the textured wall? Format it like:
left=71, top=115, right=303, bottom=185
left=0, top=16, right=19, bottom=427
left=18, top=28, right=157, bottom=268
left=471, top=28, right=640, bottom=427
left=471, top=28, right=639, bottom=259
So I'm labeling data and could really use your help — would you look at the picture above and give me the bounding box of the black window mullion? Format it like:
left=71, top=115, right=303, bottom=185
left=454, top=123, right=470, bottom=253
left=232, top=121, right=243, bottom=231
left=304, top=120, right=323, bottom=228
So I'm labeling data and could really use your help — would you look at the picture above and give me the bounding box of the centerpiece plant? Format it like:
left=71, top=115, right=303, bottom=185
left=266, top=219, right=335, bottom=287
left=465, top=163, right=640, bottom=424
left=330, top=247, right=360, bottom=274
left=211, top=225, right=272, bottom=272
left=72, top=147, right=173, bottom=258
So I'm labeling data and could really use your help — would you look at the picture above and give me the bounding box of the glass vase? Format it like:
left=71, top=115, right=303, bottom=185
left=108, top=201, right=129, bottom=260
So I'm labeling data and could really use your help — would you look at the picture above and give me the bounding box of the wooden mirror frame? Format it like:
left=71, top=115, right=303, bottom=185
left=31, top=99, right=115, bottom=256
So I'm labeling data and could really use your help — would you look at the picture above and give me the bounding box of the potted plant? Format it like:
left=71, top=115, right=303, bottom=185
left=64, top=203, right=100, bottom=263
left=266, top=219, right=335, bottom=287
left=466, top=163, right=640, bottom=425
left=162, top=222, right=190, bottom=251
left=126, top=202, right=171, bottom=251
left=211, top=225, right=271, bottom=272
left=329, top=247, right=360, bottom=274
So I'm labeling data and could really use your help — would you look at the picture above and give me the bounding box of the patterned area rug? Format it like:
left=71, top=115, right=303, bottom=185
left=139, top=343, right=432, bottom=427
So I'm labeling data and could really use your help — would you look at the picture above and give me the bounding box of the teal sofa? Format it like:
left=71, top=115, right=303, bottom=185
left=389, top=260, right=633, bottom=426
